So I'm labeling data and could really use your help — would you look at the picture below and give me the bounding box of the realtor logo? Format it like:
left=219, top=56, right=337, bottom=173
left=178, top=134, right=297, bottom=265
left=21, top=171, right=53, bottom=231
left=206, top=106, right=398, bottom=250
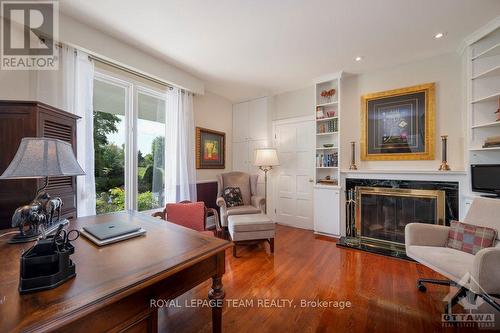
left=1, top=0, right=59, bottom=70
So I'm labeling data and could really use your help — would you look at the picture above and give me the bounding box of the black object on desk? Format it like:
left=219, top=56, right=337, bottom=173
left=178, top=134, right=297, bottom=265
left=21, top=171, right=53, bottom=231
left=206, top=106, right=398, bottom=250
left=19, top=227, right=79, bottom=294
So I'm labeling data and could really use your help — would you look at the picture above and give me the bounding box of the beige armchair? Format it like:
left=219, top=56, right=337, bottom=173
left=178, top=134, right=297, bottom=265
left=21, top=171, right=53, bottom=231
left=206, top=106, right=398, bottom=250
left=216, top=172, right=265, bottom=227
left=405, top=197, right=500, bottom=313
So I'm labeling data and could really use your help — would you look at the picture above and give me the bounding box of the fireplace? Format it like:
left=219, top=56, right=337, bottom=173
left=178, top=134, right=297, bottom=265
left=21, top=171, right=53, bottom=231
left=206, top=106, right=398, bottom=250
left=356, top=187, right=445, bottom=250
left=339, top=178, right=459, bottom=258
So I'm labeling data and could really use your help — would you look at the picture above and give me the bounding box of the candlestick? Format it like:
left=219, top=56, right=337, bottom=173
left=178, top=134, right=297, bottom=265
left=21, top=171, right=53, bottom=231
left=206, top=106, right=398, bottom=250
left=438, top=135, right=451, bottom=171
left=349, top=141, right=358, bottom=170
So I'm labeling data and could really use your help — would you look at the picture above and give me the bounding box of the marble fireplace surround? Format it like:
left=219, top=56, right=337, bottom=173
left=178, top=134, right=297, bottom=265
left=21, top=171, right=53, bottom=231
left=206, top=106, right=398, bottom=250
left=338, top=169, right=467, bottom=258
left=340, top=169, right=468, bottom=238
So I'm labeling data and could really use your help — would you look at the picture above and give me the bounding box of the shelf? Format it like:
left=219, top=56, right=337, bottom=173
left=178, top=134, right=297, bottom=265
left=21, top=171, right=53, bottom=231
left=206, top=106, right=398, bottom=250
left=316, top=132, right=338, bottom=136
left=316, top=147, right=338, bottom=150
left=472, top=42, right=500, bottom=60
left=316, top=166, right=338, bottom=169
left=472, top=65, right=500, bottom=80
left=316, top=116, right=338, bottom=122
left=316, top=101, right=338, bottom=107
left=469, top=146, right=500, bottom=151
left=471, top=121, right=500, bottom=129
left=471, top=92, right=500, bottom=104
left=314, top=184, right=341, bottom=189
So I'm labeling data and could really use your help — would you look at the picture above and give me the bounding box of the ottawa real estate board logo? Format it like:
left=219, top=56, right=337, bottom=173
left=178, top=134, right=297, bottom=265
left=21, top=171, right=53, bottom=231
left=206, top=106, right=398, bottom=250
left=1, top=0, right=59, bottom=70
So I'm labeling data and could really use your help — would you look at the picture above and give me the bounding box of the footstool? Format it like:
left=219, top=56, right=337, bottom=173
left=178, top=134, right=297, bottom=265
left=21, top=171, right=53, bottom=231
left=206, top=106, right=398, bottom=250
left=228, top=214, right=275, bottom=257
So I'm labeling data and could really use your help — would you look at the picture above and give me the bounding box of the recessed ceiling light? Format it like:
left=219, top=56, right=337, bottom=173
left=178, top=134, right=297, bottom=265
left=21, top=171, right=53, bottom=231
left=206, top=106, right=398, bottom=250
left=355, top=56, right=362, bottom=62
left=434, top=32, right=444, bottom=39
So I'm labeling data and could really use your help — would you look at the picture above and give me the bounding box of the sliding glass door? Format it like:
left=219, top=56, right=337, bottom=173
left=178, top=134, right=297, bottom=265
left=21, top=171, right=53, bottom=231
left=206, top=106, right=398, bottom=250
left=93, top=76, right=129, bottom=214
left=137, top=90, right=166, bottom=211
left=93, top=70, right=166, bottom=214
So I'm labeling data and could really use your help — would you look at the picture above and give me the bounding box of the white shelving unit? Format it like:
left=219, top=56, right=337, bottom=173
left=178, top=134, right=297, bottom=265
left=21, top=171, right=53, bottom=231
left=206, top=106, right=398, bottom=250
left=467, top=25, right=500, bottom=171
left=314, top=75, right=341, bottom=187
left=313, top=73, right=342, bottom=237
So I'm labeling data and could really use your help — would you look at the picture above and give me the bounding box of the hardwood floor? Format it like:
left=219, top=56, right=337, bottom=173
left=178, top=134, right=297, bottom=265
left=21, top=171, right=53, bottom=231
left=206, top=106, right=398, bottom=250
left=160, top=225, right=493, bottom=333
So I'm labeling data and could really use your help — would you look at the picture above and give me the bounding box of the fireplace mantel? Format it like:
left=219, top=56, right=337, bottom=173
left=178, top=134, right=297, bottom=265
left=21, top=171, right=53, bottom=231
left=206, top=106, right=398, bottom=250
left=341, top=169, right=468, bottom=183
left=341, top=169, right=467, bottom=176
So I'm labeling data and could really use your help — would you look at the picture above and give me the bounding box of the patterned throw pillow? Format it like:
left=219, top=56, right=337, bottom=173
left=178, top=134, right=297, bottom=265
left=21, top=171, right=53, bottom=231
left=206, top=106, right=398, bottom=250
left=447, top=220, right=497, bottom=255
left=223, top=187, right=244, bottom=207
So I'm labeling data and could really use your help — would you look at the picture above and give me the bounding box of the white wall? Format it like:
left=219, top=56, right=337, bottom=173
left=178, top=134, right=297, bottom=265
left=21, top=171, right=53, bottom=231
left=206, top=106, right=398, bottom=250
left=0, top=15, right=205, bottom=101
left=270, top=52, right=465, bottom=171
left=193, top=91, right=233, bottom=181
left=59, top=14, right=204, bottom=94
left=272, top=86, right=314, bottom=120
left=342, top=52, right=464, bottom=170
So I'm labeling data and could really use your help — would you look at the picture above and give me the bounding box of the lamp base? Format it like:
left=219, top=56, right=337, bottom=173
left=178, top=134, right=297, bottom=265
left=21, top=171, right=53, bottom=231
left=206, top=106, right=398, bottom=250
left=8, top=219, right=70, bottom=244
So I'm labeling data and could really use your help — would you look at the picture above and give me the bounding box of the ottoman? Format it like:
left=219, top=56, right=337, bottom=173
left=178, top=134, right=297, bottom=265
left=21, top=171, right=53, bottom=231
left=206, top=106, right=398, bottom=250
left=228, top=214, right=275, bottom=257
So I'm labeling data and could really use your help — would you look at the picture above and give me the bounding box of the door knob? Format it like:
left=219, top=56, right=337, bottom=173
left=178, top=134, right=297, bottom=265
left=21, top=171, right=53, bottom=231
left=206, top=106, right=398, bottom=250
left=309, top=179, right=314, bottom=183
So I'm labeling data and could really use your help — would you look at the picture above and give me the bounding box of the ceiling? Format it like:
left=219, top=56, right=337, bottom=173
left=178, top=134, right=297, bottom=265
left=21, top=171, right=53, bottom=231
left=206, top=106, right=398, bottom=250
left=60, top=0, right=500, bottom=102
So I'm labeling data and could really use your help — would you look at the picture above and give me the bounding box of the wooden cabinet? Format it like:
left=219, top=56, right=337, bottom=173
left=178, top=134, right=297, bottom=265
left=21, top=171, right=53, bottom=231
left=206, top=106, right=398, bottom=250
left=0, top=101, right=79, bottom=229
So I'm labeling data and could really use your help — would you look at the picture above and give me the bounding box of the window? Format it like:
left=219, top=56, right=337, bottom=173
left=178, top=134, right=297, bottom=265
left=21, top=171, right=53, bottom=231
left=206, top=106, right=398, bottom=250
left=93, top=70, right=166, bottom=214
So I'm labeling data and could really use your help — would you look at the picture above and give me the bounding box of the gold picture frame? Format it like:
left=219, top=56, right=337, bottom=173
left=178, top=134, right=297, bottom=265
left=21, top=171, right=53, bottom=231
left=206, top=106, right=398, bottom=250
left=360, top=83, right=435, bottom=161
left=196, top=127, right=226, bottom=169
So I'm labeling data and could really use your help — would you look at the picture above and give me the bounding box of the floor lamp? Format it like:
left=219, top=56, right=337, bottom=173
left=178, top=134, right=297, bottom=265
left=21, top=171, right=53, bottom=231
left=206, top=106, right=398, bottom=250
left=253, top=148, right=280, bottom=214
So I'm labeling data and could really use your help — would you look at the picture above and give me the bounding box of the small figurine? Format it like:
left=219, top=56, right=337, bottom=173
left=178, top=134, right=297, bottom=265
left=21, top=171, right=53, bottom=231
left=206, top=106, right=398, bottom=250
left=11, top=201, right=43, bottom=237
left=46, top=197, right=63, bottom=224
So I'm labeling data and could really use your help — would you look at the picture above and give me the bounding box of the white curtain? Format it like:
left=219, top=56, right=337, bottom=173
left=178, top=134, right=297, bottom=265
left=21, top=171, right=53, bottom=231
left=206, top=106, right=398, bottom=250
left=32, top=46, right=96, bottom=216
left=165, top=87, right=197, bottom=203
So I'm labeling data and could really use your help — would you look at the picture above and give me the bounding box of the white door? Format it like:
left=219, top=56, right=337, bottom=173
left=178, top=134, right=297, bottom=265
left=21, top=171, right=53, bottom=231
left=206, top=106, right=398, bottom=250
left=232, top=102, right=249, bottom=142
left=273, top=118, right=315, bottom=230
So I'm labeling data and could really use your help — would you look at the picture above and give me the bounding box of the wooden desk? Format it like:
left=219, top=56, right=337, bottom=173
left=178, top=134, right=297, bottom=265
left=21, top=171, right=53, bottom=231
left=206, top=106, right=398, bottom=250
left=0, top=212, right=232, bottom=333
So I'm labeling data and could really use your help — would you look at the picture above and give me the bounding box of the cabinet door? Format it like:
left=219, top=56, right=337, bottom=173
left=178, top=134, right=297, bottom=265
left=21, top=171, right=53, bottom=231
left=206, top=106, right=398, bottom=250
left=248, top=139, right=269, bottom=196
left=248, top=97, right=268, bottom=141
left=232, top=102, right=249, bottom=143
left=232, top=141, right=249, bottom=172
left=313, top=188, right=340, bottom=236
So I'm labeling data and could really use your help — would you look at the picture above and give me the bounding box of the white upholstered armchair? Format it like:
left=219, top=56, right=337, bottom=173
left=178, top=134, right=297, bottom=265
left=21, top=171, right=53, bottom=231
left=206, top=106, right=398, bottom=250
left=216, top=172, right=265, bottom=227
left=405, top=197, right=500, bottom=312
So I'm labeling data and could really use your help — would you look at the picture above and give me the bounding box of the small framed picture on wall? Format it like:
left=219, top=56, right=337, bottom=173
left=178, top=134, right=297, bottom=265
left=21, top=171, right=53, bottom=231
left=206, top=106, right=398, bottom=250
left=196, top=127, right=225, bottom=169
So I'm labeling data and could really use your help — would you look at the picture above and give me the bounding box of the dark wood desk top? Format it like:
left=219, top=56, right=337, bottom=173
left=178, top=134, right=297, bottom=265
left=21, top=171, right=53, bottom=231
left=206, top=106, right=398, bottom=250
left=0, top=212, right=231, bottom=333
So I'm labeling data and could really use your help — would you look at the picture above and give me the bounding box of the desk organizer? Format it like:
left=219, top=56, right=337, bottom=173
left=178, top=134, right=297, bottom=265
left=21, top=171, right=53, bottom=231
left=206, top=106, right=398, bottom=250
left=19, top=238, right=76, bottom=294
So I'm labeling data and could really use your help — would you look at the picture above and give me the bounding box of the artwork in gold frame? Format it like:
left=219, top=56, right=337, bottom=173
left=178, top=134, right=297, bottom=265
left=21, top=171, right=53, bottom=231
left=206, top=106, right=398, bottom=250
left=360, top=83, right=435, bottom=161
left=196, top=127, right=226, bottom=169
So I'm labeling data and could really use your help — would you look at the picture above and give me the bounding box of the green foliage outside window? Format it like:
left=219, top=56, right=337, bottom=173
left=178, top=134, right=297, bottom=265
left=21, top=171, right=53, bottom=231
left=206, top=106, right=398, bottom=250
left=94, top=111, right=164, bottom=215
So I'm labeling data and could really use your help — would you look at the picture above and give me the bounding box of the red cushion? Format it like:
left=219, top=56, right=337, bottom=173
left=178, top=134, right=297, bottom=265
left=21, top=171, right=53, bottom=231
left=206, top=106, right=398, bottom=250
left=165, top=202, right=205, bottom=232
left=447, top=220, right=497, bottom=255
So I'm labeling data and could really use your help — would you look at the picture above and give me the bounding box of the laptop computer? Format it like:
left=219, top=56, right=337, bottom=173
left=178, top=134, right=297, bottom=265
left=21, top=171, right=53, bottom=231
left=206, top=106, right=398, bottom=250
left=81, top=221, right=146, bottom=246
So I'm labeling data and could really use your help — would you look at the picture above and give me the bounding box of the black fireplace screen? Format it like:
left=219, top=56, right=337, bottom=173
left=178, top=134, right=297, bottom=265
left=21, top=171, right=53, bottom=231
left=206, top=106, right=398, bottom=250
left=359, top=193, right=438, bottom=245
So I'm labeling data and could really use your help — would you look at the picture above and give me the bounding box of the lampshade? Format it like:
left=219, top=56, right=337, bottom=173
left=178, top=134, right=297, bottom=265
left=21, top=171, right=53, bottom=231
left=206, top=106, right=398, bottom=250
left=253, top=148, right=279, bottom=167
left=0, top=138, right=85, bottom=179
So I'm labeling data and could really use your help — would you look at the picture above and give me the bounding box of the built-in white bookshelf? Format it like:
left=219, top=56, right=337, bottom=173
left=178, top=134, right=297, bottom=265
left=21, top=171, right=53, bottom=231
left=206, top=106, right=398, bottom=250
left=313, top=73, right=342, bottom=237
left=314, top=74, right=342, bottom=187
left=467, top=25, right=500, bottom=168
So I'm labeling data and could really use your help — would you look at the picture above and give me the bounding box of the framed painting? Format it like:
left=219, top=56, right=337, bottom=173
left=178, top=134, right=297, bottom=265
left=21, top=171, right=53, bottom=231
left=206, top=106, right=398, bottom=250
left=360, top=83, right=435, bottom=161
left=196, top=127, right=225, bottom=169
